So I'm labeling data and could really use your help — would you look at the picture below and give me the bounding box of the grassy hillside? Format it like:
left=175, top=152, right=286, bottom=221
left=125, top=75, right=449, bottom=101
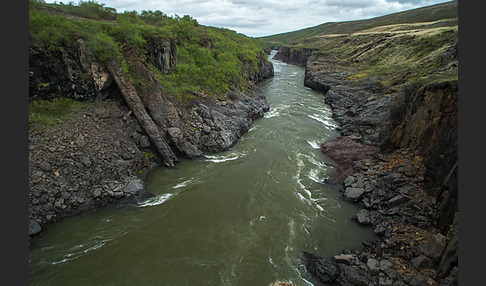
left=261, top=0, right=458, bottom=92
left=29, top=0, right=268, bottom=100
left=259, top=0, right=457, bottom=46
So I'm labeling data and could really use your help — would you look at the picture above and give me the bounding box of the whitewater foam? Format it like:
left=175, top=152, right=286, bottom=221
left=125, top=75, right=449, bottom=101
left=204, top=154, right=240, bottom=163
left=172, top=179, right=195, bottom=189
left=307, top=140, right=321, bottom=149
left=138, top=193, right=174, bottom=208
left=307, top=114, right=338, bottom=129
left=306, top=168, right=322, bottom=183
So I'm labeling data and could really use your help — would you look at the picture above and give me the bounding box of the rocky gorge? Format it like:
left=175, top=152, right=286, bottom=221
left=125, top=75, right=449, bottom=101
left=274, top=37, right=458, bottom=285
left=28, top=2, right=460, bottom=285
left=28, top=34, right=274, bottom=240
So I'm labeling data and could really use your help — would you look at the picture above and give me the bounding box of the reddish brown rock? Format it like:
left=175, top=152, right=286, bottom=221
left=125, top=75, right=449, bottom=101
left=320, top=136, right=379, bottom=182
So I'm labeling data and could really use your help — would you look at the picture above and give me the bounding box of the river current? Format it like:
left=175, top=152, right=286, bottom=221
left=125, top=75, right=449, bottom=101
left=28, top=52, right=376, bottom=285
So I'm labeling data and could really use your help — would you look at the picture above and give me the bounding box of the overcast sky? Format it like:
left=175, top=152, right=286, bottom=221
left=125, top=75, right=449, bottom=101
left=45, top=0, right=452, bottom=37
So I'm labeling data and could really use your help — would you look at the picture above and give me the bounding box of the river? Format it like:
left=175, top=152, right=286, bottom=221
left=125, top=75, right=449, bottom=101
left=28, top=51, right=376, bottom=285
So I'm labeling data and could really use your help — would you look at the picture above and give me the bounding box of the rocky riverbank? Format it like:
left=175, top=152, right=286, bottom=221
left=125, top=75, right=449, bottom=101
left=274, top=47, right=458, bottom=285
left=28, top=100, right=157, bottom=239
left=29, top=85, right=272, bottom=244
left=29, top=37, right=274, bottom=242
left=303, top=147, right=458, bottom=286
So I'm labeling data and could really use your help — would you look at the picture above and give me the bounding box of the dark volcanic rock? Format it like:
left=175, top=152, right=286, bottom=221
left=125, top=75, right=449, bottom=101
left=302, top=251, right=340, bottom=283
left=438, top=212, right=458, bottom=277
left=422, top=233, right=447, bottom=260
left=29, top=220, right=42, bottom=236
left=167, top=127, right=202, bottom=159
left=366, top=258, right=380, bottom=275
left=336, top=264, right=368, bottom=286
left=412, top=255, right=433, bottom=270
left=356, top=209, right=371, bottom=225
left=274, top=46, right=317, bottom=66
left=387, top=194, right=409, bottom=206
left=304, top=72, right=331, bottom=94
left=344, top=187, right=365, bottom=202
left=145, top=37, right=177, bottom=74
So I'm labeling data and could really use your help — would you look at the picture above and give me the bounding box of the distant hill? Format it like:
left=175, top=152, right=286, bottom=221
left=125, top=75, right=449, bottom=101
left=259, top=0, right=457, bottom=46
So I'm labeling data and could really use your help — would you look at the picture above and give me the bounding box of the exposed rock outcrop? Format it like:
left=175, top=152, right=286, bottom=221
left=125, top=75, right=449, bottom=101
left=385, top=81, right=458, bottom=229
left=274, top=46, right=317, bottom=66
left=29, top=39, right=105, bottom=101
left=304, top=53, right=393, bottom=146
left=145, top=36, right=177, bottom=74
left=106, top=60, right=179, bottom=167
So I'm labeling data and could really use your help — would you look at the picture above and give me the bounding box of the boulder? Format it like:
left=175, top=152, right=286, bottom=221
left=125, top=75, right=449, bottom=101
left=378, top=277, right=393, bottom=286
left=356, top=209, right=371, bottom=225
left=366, top=258, right=380, bottom=275
left=379, top=259, right=393, bottom=272
left=167, top=127, right=203, bottom=159
left=139, top=135, right=151, bottom=148
left=333, top=254, right=355, bottom=265
left=336, top=264, right=368, bottom=286
left=422, top=233, right=447, bottom=260
left=344, top=175, right=355, bottom=187
left=411, top=255, right=433, bottom=270
left=302, top=251, right=339, bottom=283
left=39, top=162, right=52, bottom=172
left=123, top=179, right=145, bottom=197
left=93, top=189, right=102, bottom=198
left=344, top=187, right=365, bottom=202
left=81, top=157, right=92, bottom=167
left=320, top=136, right=379, bottom=182
left=94, top=107, right=111, bottom=118
left=29, top=220, right=42, bottom=236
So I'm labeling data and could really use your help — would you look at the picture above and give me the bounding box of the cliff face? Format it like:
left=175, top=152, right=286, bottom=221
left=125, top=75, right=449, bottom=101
left=386, top=80, right=458, bottom=228
left=274, top=46, right=317, bottom=66
left=386, top=81, right=458, bottom=187
left=28, top=36, right=273, bottom=234
left=29, top=38, right=110, bottom=101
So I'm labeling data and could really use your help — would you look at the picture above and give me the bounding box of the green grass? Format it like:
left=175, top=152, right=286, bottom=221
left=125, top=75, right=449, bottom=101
left=154, top=26, right=265, bottom=99
left=29, top=97, right=84, bottom=127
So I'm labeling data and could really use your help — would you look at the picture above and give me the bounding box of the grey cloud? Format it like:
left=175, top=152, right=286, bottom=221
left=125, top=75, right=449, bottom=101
left=324, top=0, right=380, bottom=9
left=44, top=0, right=452, bottom=37
left=384, top=0, right=434, bottom=4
